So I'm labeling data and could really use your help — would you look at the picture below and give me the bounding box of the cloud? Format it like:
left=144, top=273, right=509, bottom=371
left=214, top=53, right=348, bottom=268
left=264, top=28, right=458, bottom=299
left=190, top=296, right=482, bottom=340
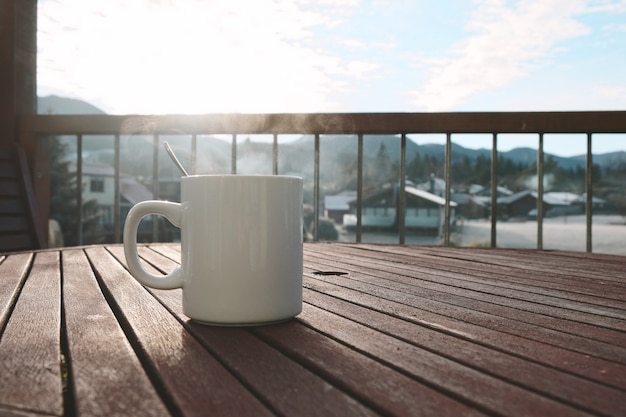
left=585, top=0, right=626, bottom=13
left=409, top=0, right=592, bottom=111
left=597, top=85, right=626, bottom=97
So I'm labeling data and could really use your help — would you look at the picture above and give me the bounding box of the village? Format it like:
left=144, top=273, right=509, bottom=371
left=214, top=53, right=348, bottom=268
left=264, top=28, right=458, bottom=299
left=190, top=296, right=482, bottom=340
left=321, top=176, right=624, bottom=254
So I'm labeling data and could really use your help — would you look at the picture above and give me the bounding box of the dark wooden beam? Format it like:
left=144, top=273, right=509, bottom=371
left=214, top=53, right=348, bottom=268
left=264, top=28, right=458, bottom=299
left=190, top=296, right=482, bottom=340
left=0, top=0, right=37, bottom=146
left=19, top=111, right=626, bottom=135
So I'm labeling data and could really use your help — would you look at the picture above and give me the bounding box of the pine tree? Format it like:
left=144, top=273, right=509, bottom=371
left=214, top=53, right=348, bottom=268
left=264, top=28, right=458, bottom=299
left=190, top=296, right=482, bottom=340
left=49, top=137, right=79, bottom=246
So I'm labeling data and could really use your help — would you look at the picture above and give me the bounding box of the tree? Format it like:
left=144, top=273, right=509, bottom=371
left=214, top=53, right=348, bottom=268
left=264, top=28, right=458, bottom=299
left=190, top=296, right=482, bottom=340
left=49, top=137, right=103, bottom=246
left=367, top=142, right=395, bottom=186
left=49, top=138, right=79, bottom=246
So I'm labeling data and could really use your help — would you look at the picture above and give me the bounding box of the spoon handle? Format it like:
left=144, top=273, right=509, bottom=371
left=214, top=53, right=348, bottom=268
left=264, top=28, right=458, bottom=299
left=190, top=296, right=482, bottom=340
left=164, top=141, right=190, bottom=177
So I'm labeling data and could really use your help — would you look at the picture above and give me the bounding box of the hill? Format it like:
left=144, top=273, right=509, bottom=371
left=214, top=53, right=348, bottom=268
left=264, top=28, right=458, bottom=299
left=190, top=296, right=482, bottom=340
left=38, top=95, right=106, bottom=115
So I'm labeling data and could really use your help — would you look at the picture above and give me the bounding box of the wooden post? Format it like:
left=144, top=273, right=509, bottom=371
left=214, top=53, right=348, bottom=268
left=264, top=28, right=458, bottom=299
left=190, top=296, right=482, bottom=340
left=0, top=0, right=37, bottom=147
left=0, top=0, right=43, bottom=245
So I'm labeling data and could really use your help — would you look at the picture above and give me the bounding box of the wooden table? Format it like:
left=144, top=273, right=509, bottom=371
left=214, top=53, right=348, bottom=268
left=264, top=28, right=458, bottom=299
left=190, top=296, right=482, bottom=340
left=1, top=243, right=625, bottom=417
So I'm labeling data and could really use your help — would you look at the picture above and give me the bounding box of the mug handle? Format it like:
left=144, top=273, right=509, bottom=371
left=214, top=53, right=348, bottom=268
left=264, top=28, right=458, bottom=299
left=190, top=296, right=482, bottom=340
left=123, top=200, right=184, bottom=289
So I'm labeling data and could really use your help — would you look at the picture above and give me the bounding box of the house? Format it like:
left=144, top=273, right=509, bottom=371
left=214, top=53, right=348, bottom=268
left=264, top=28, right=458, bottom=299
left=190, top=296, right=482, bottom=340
left=69, top=160, right=153, bottom=227
left=342, top=183, right=457, bottom=234
left=324, top=191, right=357, bottom=224
left=451, top=193, right=489, bottom=219
left=470, top=184, right=514, bottom=198
left=498, top=190, right=594, bottom=220
left=415, top=176, right=449, bottom=197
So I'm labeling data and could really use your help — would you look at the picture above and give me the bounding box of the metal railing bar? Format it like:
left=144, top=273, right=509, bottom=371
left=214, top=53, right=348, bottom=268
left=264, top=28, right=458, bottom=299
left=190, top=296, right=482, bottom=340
left=191, top=134, right=197, bottom=175
left=273, top=134, right=278, bottom=175
left=152, top=135, right=159, bottom=242
left=586, top=133, right=593, bottom=253
left=356, top=134, right=363, bottom=243
left=231, top=134, right=237, bottom=174
left=443, top=133, right=452, bottom=246
left=490, top=133, right=497, bottom=248
left=399, top=134, right=407, bottom=245
left=113, top=134, right=121, bottom=243
left=313, top=134, right=320, bottom=241
left=537, top=133, right=544, bottom=250
left=77, top=134, right=83, bottom=246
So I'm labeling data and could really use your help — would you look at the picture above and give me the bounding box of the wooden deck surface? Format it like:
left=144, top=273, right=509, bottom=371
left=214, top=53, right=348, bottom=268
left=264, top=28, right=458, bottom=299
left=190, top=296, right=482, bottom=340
left=0, top=243, right=625, bottom=416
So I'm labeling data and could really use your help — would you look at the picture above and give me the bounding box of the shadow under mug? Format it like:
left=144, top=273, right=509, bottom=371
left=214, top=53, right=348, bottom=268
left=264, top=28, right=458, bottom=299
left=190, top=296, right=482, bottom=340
left=123, top=175, right=303, bottom=326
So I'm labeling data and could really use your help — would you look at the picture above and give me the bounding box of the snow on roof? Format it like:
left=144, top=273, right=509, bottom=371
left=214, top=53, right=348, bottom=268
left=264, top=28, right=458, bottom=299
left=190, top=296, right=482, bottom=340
left=406, top=186, right=458, bottom=207
left=325, top=193, right=356, bottom=211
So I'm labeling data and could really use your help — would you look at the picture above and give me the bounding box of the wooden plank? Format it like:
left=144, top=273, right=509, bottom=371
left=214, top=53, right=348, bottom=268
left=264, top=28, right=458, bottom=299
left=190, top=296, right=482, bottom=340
left=296, top=302, right=589, bottom=416
left=420, top=247, right=626, bottom=293
left=253, top=321, right=487, bottom=417
left=85, top=246, right=274, bottom=417
left=117, top=246, right=383, bottom=417
left=304, top=246, right=626, bottom=349
left=148, top=244, right=181, bottom=263
left=0, top=180, right=20, bottom=196
left=372, top=245, right=626, bottom=295
left=0, top=163, right=17, bottom=178
left=184, top=324, right=380, bottom=417
left=0, top=253, right=32, bottom=330
left=306, top=245, right=626, bottom=331
left=140, top=244, right=626, bottom=416
left=0, top=404, right=58, bottom=417
left=62, top=249, right=170, bottom=417
left=301, top=285, right=626, bottom=417
left=0, top=217, right=30, bottom=233
left=0, top=199, right=26, bottom=215
left=18, top=111, right=626, bottom=135
left=313, top=244, right=626, bottom=307
left=414, top=245, right=626, bottom=284
left=0, top=251, right=63, bottom=416
left=302, top=265, right=626, bottom=390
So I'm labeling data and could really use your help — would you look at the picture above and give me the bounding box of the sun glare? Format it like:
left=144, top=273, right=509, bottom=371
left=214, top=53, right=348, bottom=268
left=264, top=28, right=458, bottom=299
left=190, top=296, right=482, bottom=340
left=37, top=0, right=346, bottom=114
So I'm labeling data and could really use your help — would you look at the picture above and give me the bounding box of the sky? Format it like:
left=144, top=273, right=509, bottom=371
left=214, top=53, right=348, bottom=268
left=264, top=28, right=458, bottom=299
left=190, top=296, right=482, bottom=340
left=37, top=0, right=626, bottom=156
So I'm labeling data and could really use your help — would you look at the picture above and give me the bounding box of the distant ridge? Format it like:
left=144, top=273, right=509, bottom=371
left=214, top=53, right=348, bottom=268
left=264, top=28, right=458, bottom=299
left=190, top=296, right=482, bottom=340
left=38, top=95, right=106, bottom=115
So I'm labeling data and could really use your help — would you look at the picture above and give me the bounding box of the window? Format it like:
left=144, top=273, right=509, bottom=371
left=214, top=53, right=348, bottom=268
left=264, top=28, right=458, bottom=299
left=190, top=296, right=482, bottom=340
left=90, top=177, right=105, bottom=193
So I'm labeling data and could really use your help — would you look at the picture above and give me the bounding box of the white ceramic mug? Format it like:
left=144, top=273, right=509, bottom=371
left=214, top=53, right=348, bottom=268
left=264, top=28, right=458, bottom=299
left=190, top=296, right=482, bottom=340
left=123, top=175, right=303, bottom=325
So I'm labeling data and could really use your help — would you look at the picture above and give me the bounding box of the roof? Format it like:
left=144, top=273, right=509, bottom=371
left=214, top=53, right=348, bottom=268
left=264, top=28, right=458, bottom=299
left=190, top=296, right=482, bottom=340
left=120, top=177, right=153, bottom=205
left=498, top=190, right=595, bottom=206
left=325, top=192, right=357, bottom=211
left=345, top=185, right=457, bottom=207
left=406, top=186, right=458, bottom=207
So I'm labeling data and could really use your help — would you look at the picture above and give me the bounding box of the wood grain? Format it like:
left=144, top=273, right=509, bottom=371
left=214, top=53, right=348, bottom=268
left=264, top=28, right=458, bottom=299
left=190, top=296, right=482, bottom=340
left=62, top=248, right=170, bottom=417
left=85, top=246, right=274, bottom=417
left=3, top=243, right=625, bottom=417
left=0, top=253, right=32, bottom=330
left=116, top=245, right=383, bottom=417
left=0, top=252, right=62, bottom=416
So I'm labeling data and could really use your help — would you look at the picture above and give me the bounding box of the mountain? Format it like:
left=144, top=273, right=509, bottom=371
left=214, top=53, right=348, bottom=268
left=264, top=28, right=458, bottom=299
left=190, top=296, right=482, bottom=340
left=38, top=95, right=106, bottom=115
left=289, top=135, right=597, bottom=171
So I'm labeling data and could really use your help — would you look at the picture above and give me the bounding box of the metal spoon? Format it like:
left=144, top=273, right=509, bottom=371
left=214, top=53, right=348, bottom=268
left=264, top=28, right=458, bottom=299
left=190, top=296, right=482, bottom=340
left=164, top=141, right=189, bottom=177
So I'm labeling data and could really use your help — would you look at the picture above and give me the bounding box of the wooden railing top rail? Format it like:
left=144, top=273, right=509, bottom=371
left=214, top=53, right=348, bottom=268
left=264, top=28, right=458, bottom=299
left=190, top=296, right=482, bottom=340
left=19, top=111, right=626, bottom=135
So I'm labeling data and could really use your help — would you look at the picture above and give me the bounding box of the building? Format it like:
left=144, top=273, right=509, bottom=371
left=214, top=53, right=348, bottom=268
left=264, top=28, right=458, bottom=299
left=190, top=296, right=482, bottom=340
left=342, top=183, right=457, bottom=234
left=68, top=160, right=153, bottom=229
left=324, top=191, right=357, bottom=224
left=498, top=190, right=607, bottom=220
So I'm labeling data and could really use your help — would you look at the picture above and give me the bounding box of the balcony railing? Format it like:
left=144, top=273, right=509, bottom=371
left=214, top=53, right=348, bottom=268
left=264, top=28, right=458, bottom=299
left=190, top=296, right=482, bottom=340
left=17, top=111, right=626, bottom=252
